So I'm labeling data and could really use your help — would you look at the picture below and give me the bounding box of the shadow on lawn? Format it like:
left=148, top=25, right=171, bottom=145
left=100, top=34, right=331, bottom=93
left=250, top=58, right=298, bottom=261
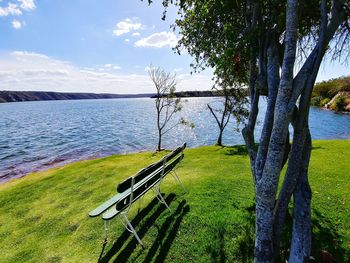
left=98, top=193, right=189, bottom=263
left=223, top=144, right=260, bottom=156
left=224, top=145, right=249, bottom=156
left=311, top=209, right=348, bottom=262
left=311, top=146, right=324, bottom=150
left=145, top=200, right=189, bottom=263
left=206, top=200, right=256, bottom=262
left=279, top=208, right=348, bottom=262
left=97, top=195, right=164, bottom=262
left=206, top=225, right=227, bottom=262
left=206, top=201, right=348, bottom=262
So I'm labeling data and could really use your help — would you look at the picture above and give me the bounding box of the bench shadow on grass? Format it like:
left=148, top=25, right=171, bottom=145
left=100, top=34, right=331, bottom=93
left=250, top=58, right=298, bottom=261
left=98, top=193, right=189, bottom=263
left=144, top=200, right=189, bottom=263
left=97, top=196, right=163, bottom=263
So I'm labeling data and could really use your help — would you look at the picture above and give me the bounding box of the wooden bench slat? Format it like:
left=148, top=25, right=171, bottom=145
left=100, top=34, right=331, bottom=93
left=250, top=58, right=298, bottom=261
left=115, top=153, right=184, bottom=211
left=102, top=206, right=120, bottom=220
left=102, top=154, right=184, bottom=220
left=117, top=158, right=164, bottom=193
left=89, top=144, right=185, bottom=221
left=117, top=143, right=186, bottom=193
left=89, top=162, right=166, bottom=218
left=99, top=171, right=162, bottom=220
left=88, top=191, right=127, bottom=217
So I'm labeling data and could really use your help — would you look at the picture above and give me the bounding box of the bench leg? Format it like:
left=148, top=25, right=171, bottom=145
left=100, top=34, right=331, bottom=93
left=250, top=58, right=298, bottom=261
left=121, top=214, right=144, bottom=247
left=153, top=187, right=172, bottom=212
left=171, top=170, right=187, bottom=193
left=103, top=220, right=109, bottom=243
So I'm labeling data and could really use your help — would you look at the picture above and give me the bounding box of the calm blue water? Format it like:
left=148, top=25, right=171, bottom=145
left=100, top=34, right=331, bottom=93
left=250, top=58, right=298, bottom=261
left=1, top=97, right=350, bottom=182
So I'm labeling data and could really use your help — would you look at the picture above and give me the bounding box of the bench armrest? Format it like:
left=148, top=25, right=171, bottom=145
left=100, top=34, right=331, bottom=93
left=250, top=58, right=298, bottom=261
left=88, top=192, right=126, bottom=217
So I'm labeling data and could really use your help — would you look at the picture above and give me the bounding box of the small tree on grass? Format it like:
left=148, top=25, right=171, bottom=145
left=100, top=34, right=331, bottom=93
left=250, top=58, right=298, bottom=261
left=149, top=66, right=190, bottom=151
left=207, top=86, right=248, bottom=146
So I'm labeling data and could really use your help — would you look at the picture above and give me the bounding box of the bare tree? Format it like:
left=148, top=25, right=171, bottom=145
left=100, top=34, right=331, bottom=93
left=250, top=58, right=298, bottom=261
left=148, top=66, right=188, bottom=151
left=207, top=87, right=248, bottom=146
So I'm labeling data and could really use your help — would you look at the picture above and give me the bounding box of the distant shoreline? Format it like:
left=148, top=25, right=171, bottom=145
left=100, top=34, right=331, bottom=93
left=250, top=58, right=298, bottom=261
left=0, top=90, right=155, bottom=103
left=0, top=90, right=221, bottom=103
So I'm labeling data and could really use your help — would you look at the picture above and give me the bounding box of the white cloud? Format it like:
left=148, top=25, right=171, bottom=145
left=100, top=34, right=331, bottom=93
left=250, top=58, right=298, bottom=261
left=12, top=51, right=51, bottom=60
left=12, top=19, right=22, bottom=29
left=125, top=38, right=130, bottom=43
left=0, top=51, right=152, bottom=93
left=0, top=3, right=22, bottom=16
left=0, top=1, right=35, bottom=16
left=132, top=32, right=140, bottom=37
left=135, top=32, right=178, bottom=48
left=99, top=63, right=121, bottom=71
left=1, top=1, right=35, bottom=28
left=0, top=51, right=213, bottom=93
left=18, top=0, right=36, bottom=10
left=113, top=18, right=142, bottom=36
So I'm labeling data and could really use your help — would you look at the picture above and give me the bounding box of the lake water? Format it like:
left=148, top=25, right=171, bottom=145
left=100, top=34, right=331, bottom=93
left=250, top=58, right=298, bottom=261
left=1, top=97, right=350, bottom=183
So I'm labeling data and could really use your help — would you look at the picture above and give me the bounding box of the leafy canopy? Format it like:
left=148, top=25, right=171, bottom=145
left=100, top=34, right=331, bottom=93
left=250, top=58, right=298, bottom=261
left=148, top=0, right=349, bottom=86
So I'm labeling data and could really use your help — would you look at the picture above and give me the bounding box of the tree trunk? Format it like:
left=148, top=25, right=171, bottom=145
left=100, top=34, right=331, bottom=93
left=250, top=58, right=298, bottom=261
left=288, top=131, right=312, bottom=262
left=273, top=126, right=308, bottom=259
left=254, top=1, right=298, bottom=261
left=217, top=129, right=223, bottom=146
left=157, top=130, right=162, bottom=151
left=255, top=196, right=275, bottom=262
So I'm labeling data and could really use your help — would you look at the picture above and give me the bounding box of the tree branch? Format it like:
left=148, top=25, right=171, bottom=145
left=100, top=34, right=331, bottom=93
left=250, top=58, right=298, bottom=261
left=207, top=104, right=222, bottom=127
left=254, top=35, right=280, bottom=183
left=242, top=90, right=259, bottom=179
left=290, top=0, right=346, bottom=106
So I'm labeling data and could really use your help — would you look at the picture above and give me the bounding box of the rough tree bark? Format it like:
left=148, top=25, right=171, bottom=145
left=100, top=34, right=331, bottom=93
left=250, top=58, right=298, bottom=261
left=241, top=0, right=347, bottom=262
left=147, top=0, right=349, bottom=261
left=253, top=0, right=299, bottom=260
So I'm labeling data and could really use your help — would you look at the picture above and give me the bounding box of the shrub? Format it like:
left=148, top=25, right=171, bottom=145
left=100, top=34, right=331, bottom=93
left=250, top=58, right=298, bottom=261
left=310, top=96, right=322, bottom=106
left=329, top=95, right=347, bottom=111
left=313, top=83, right=333, bottom=98
left=345, top=98, right=350, bottom=111
left=313, top=76, right=350, bottom=99
left=320, top=98, right=330, bottom=107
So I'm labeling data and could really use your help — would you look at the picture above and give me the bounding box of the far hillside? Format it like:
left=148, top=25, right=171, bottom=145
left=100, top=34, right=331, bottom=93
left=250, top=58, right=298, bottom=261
left=0, top=90, right=222, bottom=103
left=312, top=76, right=350, bottom=112
left=0, top=91, right=154, bottom=103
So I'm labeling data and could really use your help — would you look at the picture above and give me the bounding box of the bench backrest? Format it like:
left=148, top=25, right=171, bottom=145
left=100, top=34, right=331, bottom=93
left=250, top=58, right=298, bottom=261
left=116, top=143, right=186, bottom=193
left=115, top=152, right=184, bottom=211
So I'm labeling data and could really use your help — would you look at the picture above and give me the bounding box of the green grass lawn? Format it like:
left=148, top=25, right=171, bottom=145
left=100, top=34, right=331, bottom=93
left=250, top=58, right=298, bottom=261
left=0, top=140, right=349, bottom=262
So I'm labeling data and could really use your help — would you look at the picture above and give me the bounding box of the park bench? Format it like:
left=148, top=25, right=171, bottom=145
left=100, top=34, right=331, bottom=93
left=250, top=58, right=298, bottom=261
left=88, top=143, right=187, bottom=246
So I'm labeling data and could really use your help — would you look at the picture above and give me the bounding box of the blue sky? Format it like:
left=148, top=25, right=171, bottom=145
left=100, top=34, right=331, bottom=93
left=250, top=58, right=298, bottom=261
left=0, top=0, right=349, bottom=94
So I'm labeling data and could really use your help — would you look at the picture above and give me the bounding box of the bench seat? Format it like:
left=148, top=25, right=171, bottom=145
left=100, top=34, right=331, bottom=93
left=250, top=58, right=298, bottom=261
left=102, top=206, right=120, bottom=220
left=88, top=143, right=187, bottom=246
left=89, top=192, right=125, bottom=218
left=101, top=153, right=184, bottom=220
left=89, top=162, right=165, bottom=218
